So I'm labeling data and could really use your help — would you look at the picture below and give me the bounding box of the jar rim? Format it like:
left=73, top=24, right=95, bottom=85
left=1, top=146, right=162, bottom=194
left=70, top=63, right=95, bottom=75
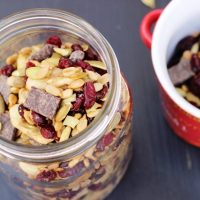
left=0, top=8, right=121, bottom=162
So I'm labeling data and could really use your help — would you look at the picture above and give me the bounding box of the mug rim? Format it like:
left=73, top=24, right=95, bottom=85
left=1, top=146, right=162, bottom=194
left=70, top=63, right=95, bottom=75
left=151, top=0, right=200, bottom=118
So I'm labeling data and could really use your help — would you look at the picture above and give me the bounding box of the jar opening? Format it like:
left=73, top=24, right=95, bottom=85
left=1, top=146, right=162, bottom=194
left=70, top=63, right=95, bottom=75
left=0, top=9, right=121, bottom=161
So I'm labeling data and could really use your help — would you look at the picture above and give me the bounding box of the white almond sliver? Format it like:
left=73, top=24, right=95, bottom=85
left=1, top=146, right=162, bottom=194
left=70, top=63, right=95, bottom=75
left=26, top=66, right=49, bottom=80
left=63, top=116, right=79, bottom=128
left=63, top=67, right=83, bottom=77
left=60, top=126, right=71, bottom=142
left=98, top=73, right=110, bottom=85
left=55, top=104, right=71, bottom=122
left=86, top=70, right=100, bottom=81
left=45, top=85, right=61, bottom=97
left=94, top=83, right=103, bottom=92
left=54, top=47, right=72, bottom=56
left=68, top=79, right=85, bottom=89
left=84, top=60, right=106, bottom=70
left=62, top=94, right=76, bottom=104
left=141, top=0, right=155, bottom=8
left=87, top=109, right=101, bottom=118
left=17, top=54, right=27, bottom=76
left=86, top=103, right=102, bottom=113
left=48, top=77, right=73, bottom=87
left=77, top=116, right=88, bottom=132
left=62, top=89, right=73, bottom=99
left=26, top=78, right=47, bottom=90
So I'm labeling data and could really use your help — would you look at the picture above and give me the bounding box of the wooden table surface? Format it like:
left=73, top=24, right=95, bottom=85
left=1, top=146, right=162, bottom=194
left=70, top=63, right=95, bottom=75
left=1, top=0, right=200, bottom=200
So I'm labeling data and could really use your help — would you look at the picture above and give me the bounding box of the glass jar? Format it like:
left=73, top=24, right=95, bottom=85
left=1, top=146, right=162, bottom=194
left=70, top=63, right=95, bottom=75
left=0, top=9, right=133, bottom=200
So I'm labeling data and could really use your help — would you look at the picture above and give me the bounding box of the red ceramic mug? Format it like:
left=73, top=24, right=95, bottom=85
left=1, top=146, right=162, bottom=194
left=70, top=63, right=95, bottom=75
left=140, top=0, right=200, bottom=147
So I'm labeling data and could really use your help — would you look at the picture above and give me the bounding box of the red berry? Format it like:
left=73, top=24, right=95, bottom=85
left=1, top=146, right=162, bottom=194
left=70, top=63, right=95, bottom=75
left=40, top=124, right=57, bottom=139
left=71, top=44, right=83, bottom=51
left=76, top=60, right=94, bottom=71
left=96, top=132, right=115, bottom=152
left=36, top=170, right=57, bottom=182
left=0, top=65, right=15, bottom=76
left=58, top=57, right=73, bottom=69
left=46, top=35, right=62, bottom=48
left=85, top=48, right=99, bottom=60
left=84, top=82, right=96, bottom=109
left=26, top=61, right=35, bottom=68
left=96, top=85, right=108, bottom=100
left=71, top=93, right=85, bottom=112
left=31, top=111, right=48, bottom=126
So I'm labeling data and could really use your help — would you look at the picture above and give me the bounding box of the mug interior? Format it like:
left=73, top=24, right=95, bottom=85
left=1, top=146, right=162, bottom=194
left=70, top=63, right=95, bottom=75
left=152, top=0, right=200, bottom=118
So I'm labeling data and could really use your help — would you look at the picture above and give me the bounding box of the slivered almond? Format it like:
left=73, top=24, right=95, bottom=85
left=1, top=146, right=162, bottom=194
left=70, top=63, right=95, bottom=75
left=8, top=94, right=18, bottom=108
left=26, top=78, right=47, bottom=90
left=54, top=121, right=63, bottom=132
left=19, top=47, right=32, bottom=55
left=86, top=70, right=100, bottom=81
left=94, top=82, right=103, bottom=92
left=62, top=94, right=76, bottom=104
left=48, top=77, right=73, bottom=87
left=45, top=85, right=62, bottom=97
left=68, top=79, right=85, bottom=89
left=98, top=73, right=110, bottom=84
left=10, top=87, right=20, bottom=94
left=54, top=47, right=72, bottom=56
left=62, top=89, right=73, bottom=99
left=17, top=54, right=27, bottom=76
left=63, top=116, right=79, bottom=128
left=81, top=44, right=89, bottom=51
left=0, top=95, right=5, bottom=114
left=26, top=66, right=49, bottom=80
left=60, top=126, right=71, bottom=142
left=63, top=67, right=83, bottom=77
left=84, top=60, right=106, bottom=70
left=18, top=88, right=28, bottom=104
left=6, top=53, right=18, bottom=65
left=55, top=104, right=71, bottom=122
left=7, top=76, right=25, bottom=88
left=77, top=115, right=87, bottom=132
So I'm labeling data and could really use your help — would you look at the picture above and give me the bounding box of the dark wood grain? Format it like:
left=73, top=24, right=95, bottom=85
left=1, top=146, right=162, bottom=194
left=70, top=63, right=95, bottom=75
left=1, top=0, right=200, bottom=200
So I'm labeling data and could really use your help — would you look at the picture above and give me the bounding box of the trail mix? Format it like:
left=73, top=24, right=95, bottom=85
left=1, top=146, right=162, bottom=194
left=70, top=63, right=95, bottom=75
left=0, top=35, right=110, bottom=145
left=168, top=33, right=200, bottom=108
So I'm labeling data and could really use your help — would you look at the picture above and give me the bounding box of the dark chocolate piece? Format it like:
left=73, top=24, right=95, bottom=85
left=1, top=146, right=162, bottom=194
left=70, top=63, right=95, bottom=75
left=168, top=59, right=194, bottom=85
left=69, top=50, right=85, bottom=62
left=24, top=87, right=61, bottom=119
left=30, top=44, right=55, bottom=62
left=0, top=75, right=10, bottom=104
left=0, top=113, right=16, bottom=140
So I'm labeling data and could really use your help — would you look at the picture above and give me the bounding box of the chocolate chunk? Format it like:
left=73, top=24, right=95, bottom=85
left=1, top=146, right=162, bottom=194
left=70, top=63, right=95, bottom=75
left=69, top=50, right=85, bottom=62
left=0, top=75, right=10, bottom=104
left=168, top=59, right=194, bottom=85
left=24, top=87, right=61, bottom=119
left=0, top=113, right=16, bottom=140
left=30, top=44, right=55, bottom=62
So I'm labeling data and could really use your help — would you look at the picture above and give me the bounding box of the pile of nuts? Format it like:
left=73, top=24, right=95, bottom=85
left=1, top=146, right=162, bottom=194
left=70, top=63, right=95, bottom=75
left=0, top=35, right=110, bottom=145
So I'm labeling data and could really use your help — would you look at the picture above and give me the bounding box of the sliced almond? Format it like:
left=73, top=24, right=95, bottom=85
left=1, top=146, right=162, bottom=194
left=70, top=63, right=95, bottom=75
left=26, top=78, right=47, bottom=90
left=86, top=70, right=100, bottom=81
left=94, top=82, right=103, bottom=92
left=54, top=47, right=72, bottom=56
left=84, top=60, right=106, bottom=70
left=0, top=95, right=5, bottom=114
left=77, top=115, right=88, bottom=132
left=68, top=79, right=85, bottom=89
left=47, top=77, right=73, bottom=87
left=7, top=76, right=25, bottom=88
left=6, top=53, right=18, bottom=65
left=55, top=104, right=71, bottom=122
left=60, top=126, right=71, bottom=142
left=62, top=89, right=73, bottom=99
left=45, top=85, right=62, bottom=97
left=98, top=73, right=110, bottom=85
left=17, top=54, right=27, bottom=76
left=26, top=66, right=49, bottom=80
left=63, top=116, right=79, bottom=128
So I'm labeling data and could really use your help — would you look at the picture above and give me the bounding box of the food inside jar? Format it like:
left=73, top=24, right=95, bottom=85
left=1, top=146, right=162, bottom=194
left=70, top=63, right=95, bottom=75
left=167, top=33, right=200, bottom=108
left=0, top=35, right=110, bottom=145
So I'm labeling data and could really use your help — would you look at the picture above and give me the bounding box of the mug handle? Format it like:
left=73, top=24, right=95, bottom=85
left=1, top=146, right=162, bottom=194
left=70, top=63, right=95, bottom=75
left=140, top=9, right=163, bottom=49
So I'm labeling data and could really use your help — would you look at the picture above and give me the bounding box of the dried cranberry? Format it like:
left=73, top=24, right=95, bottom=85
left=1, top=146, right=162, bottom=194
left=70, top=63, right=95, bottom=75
left=40, top=124, right=57, bottom=139
left=189, top=74, right=200, bottom=98
left=36, top=170, right=57, bottom=182
left=84, top=82, right=96, bottom=109
left=191, top=54, right=200, bottom=73
left=94, top=68, right=107, bottom=75
left=75, top=60, right=94, bottom=71
left=18, top=104, right=28, bottom=118
left=71, top=44, right=83, bottom=51
left=26, top=61, right=35, bottom=68
left=58, top=57, right=73, bottom=69
left=85, top=48, right=99, bottom=60
left=31, top=111, right=48, bottom=126
left=46, top=35, right=62, bottom=48
left=59, top=161, right=69, bottom=168
left=58, top=162, right=84, bottom=178
left=56, top=189, right=79, bottom=198
left=96, top=85, right=108, bottom=100
left=0, top=65, right=15, bottom=76
left=71, top=93, right=85, bottom=112
left=168, top=36, right=197, bottom=68
left=96, top=132, right=115, bottom=152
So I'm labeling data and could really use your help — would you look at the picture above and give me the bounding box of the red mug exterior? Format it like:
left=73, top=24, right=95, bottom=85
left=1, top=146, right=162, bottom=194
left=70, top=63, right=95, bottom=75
left=141, top=9, right=200, bottom=147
